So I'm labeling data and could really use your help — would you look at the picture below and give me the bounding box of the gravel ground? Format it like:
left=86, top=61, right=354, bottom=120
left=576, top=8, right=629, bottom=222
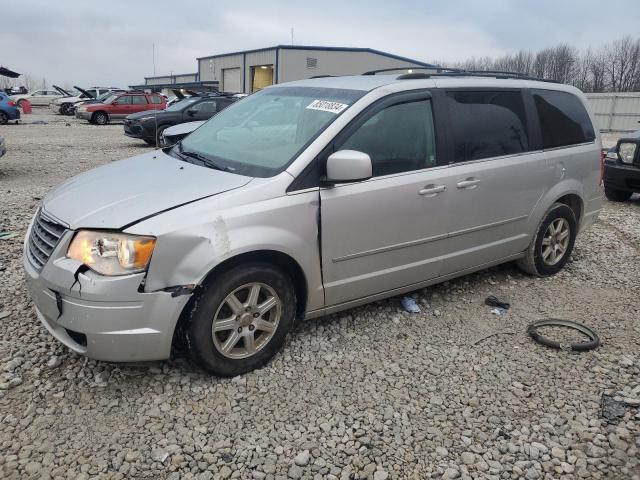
left=0, top=109, right=639, bottom=480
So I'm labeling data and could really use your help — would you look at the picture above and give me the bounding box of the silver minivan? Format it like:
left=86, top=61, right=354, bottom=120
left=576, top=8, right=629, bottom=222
left=24, top=73, right=603, bottom=376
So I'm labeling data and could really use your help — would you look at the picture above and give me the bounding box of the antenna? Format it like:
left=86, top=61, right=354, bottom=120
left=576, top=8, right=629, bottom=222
left=152, top=42, right=159, bottom=148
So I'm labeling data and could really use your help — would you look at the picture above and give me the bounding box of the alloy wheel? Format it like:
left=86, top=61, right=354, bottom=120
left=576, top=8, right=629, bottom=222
left=541, top=218, right=570, bottom=265
left=211, top=282, right=282, bottom=359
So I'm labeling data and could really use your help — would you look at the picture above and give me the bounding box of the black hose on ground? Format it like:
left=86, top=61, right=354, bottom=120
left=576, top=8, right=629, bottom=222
left=527, top=319, right=600, bottom=351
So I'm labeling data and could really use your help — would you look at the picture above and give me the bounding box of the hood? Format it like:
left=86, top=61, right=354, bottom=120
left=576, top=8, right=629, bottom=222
left=164, top=121, right=206, bottom=138
left=73, top=86, right=95, bottom=99
left=53, top=85, right=71, bottom=96
left=43, top=149, right=252, bottom=229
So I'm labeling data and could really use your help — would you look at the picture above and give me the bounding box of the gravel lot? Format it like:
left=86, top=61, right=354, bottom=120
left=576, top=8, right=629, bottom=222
left=1, top=110, right=639, bottom=480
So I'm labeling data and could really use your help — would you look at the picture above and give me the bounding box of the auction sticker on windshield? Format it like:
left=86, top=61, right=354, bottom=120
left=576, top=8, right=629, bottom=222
left=306, top=99, right=349, bottom=114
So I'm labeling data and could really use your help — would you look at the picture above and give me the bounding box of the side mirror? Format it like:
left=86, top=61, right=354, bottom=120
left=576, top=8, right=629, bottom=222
left=325, top=150, right=372, bottom=184
left=187, top=109, right=196, bottom=116
left=605, top=151, right=618, bottom=161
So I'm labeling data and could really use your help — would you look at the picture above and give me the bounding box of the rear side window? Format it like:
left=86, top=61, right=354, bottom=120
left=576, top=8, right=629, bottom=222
left=446, top=90, right=529, bottom=162
left=116, top=96, right=132, bottom=105
left=193, top=100, right=218, bottom=113
left=532, top=89, right=595, bottom=149
left=150, top=95, right=162, bottom=104
left=131, top=95, right=147, bottom=105
left=339, top=98, right=437, bottom=177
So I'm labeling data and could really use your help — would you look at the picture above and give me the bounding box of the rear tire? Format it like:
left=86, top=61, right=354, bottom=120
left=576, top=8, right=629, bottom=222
left=517, top=203, right=577, bottom=277
left=0, top=112, right=7, bottom=125
left=92, top=111, right=108, bottom=125
left=186, top=263, right=296, bottom=376
left=604, top=185, right=632, bottom=202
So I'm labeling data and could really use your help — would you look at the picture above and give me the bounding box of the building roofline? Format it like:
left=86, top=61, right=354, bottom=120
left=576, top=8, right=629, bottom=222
left=143, top=73, right=198, bottom=80
left=130, top=80, right=219, bottom=89
left=196, top=45, right=435, bottom=67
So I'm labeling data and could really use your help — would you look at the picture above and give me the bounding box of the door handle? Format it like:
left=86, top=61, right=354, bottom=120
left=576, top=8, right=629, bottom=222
left=456, top=178, right=480, bottom=189
left=418, top=184, right=446, bottom=196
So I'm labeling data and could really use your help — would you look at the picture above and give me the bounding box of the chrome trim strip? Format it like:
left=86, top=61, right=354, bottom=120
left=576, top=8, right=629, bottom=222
left=333, top=232, right=448, bottom=263
left=332, top=215, right=528, bottom=263
left=448, top=215, right=528, bottom=238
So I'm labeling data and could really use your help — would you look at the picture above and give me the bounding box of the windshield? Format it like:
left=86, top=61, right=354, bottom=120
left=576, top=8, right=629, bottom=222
left=179, top=86, right=364, bottom=177
left=166, top=97, right=197, bottom=112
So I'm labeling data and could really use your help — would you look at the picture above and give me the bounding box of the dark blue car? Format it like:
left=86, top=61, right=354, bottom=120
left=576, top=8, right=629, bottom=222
left=0, top=92, right=20, bottom=124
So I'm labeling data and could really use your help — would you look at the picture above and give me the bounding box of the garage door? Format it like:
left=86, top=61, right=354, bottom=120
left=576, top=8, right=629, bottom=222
left=222, top=68, right=241, bottom=93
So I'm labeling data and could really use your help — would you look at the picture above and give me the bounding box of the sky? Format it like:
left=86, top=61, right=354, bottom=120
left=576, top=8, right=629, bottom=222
left=1, top=0, right=639, bottom=88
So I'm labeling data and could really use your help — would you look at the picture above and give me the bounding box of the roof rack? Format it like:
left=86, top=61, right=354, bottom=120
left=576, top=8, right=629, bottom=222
left=362, top=66, right=557, bottom=83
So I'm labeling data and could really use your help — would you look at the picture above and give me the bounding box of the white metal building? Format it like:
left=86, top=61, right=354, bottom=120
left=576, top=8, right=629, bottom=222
left=197, top=45, right=436, bottom=93
left=135, top=45, right=435, bottom=95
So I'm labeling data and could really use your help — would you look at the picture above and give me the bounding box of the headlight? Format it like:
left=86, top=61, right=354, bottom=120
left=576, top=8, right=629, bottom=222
left=618, top=142, right=637, bottom=164
left=67, top=230, right=156, bottom=276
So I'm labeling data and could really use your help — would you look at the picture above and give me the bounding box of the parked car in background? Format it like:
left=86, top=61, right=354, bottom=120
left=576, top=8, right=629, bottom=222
left=75, top=91, right=166, bottom=124
left=68, top=89, right=126, bottom=116
left=23, top=73, right=602, bottom=376
left=50, top=86, right=123, bottom=115
left=124, top=93, right=237, bottom=146
left=0, top=92, right=20, bottom=124
left=10, top=89, right=63, bottom=107
left=603, top=130, right=640, bottom=201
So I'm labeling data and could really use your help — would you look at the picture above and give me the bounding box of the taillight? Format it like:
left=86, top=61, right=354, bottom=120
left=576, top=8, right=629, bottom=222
left=7, top=100, right=16, bottom=107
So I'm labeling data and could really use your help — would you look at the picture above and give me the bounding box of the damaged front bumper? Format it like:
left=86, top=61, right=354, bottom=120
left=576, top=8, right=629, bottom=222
left=49, top=103, right=63, bottom=114
left=75, top=110, right=93, bottom=121
left=23, top=225, right=190, bottom=362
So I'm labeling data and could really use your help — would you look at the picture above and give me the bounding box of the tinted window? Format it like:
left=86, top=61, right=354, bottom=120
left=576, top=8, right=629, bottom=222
left=339, top=99, right=437, bottom=177
left=131, top=95, right=147, bottom=105
left=446, top=90, right=529, bottom=162
left=116, top=96, right=132, bottom=105
left=533, top=89, right=595, bottom=149
left=198, top=101, right=218, bottom=113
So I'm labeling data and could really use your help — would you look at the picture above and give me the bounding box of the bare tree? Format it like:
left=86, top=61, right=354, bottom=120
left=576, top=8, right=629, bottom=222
left=604, top=36, right=640, bottom=92
left=434, top=36, right=640, bottom=93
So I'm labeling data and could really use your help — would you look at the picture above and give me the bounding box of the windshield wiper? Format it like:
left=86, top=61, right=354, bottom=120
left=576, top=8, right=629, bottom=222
left=176, top=143, right=233, bottom=172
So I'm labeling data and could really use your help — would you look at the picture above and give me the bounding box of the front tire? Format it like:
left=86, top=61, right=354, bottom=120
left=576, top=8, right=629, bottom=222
left=156, top=124, right=171, bottom=147
left=517, top=203, right=577, bottom=277
left=604, top=185, right=632, bottom=202
left=17, top=99, right=26, bottom=108
left=92, top=111, right=108, bottom=125
left=186, top=263, right=296, bottom=376
left=60, top=103, right=71, bottom=115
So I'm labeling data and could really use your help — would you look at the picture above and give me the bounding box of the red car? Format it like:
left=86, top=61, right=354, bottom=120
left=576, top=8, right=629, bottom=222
left=75, top=91, right=166, bottom=125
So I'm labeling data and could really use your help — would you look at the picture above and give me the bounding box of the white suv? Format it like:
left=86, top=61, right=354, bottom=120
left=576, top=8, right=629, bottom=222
left=10, top=89, right=63, bottom=107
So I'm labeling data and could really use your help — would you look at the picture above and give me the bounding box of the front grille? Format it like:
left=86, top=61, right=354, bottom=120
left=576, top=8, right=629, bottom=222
left=27, top=210, right=66, bottom=271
